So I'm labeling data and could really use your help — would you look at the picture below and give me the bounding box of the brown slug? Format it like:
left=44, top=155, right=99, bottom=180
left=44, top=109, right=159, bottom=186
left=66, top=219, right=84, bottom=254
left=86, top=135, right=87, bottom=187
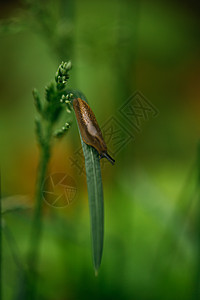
left=72, top=98, right=115, bottom=165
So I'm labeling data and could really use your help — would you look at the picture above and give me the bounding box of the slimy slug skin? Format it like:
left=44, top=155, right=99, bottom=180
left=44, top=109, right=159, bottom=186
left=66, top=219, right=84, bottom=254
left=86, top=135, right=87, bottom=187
left=73, top=98, right=115, bottom=165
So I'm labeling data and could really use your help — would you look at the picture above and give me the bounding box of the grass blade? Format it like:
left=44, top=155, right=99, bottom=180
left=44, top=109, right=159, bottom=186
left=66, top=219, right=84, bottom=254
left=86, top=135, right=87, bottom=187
left=81, top=141, right=104, bottom=275
left=72, top=91, right=104, bottom=274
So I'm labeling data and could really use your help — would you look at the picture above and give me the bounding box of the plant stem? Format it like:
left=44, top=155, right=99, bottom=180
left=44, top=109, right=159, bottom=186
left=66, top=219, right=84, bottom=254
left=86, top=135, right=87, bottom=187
left=27, top=122, right=53, bottom=299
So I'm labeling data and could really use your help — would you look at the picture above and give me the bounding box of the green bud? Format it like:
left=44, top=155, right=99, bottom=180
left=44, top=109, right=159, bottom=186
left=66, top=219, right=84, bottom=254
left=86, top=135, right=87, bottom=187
left=66, top=61, right=72, bottom=70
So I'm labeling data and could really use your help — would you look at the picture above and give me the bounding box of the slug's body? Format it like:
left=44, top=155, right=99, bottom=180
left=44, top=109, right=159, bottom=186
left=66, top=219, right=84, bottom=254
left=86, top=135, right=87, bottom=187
left=73, top=98, right=115, bottom=165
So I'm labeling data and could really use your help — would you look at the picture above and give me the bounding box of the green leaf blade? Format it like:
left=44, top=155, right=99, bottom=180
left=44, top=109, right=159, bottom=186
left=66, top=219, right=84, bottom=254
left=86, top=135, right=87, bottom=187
left=72, top=90, right=104, bottom=274
left=81, top=141, right=104, bottom=274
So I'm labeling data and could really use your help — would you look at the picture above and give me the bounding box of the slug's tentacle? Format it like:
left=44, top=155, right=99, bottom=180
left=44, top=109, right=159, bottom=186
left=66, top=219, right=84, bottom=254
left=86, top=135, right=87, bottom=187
left=100, top=152, right=115, bottom=165
left=72, top=98, right=115, bottom=165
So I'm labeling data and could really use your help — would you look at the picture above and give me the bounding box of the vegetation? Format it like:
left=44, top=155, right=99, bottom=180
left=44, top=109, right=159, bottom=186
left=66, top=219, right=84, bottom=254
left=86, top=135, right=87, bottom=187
left=0, top=0, right=200, bottom=299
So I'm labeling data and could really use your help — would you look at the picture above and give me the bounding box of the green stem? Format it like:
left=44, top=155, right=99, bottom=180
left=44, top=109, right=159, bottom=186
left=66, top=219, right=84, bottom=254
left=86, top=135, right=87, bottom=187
left=27, top=122, right=52, bottom=299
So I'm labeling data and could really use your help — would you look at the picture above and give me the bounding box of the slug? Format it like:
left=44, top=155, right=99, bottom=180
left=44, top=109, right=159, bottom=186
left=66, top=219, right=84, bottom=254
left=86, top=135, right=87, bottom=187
left=72, top=97, right=115, bottom=165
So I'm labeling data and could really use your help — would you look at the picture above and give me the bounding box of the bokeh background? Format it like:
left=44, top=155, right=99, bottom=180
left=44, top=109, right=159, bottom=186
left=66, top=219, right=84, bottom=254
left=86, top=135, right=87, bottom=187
left=1, top=0, right=200, bottom=299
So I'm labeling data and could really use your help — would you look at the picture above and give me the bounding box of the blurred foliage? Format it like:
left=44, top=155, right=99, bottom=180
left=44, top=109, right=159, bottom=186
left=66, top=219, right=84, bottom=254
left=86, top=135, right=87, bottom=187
left=1, top=0, right=200, bottom=299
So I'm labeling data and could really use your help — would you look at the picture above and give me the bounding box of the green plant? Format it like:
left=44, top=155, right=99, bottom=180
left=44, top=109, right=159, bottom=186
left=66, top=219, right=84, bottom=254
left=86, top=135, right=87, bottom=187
left=27, top=61, right=72, bottom=299
left=26, top=61, right=105, bottom=298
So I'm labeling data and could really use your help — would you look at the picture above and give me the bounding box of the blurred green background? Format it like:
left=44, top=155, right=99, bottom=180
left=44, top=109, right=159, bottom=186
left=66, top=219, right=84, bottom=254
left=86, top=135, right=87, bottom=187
left=1, top=0, right=200, bottom=299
